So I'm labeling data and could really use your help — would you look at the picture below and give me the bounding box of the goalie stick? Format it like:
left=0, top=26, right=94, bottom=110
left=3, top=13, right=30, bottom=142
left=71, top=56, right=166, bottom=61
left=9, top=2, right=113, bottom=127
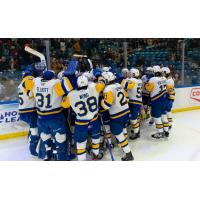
left=24, top=46, right=47, bottom=68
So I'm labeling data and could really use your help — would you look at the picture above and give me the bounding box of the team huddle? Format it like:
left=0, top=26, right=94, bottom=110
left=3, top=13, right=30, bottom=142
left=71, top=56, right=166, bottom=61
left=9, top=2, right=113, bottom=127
left=18, top=58, right=175, bottom=161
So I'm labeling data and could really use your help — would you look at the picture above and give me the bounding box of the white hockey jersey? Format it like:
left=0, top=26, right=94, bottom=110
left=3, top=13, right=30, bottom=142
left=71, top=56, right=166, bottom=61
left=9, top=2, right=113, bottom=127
left=101, top=83, right=130, bottom=119
left=18, top=76, right=36, bottom=114
left=145, top=76, right=167, bottom=101
left=62, top=82, right=104, bottom=124
left=165, top=77, right=175, bottom=100
left=127, top=78, right=143, bottom=104
left=33, top=78, right=63, bottom=116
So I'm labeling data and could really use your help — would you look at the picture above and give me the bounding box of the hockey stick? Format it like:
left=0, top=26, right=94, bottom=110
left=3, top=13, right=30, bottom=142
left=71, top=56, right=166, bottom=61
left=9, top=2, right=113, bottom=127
left=25, top=46, right=47, bottom=67
left=99, top=115, right=115, bottom=161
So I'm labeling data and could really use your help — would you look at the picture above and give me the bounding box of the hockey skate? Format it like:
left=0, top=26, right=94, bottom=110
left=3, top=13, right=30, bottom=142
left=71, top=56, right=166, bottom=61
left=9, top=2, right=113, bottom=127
left=129, top=131, right=140, bottom=140
left=151, top=132, right=164, bottom=139
left=149, top=119, right=154, bottom=125
left=121, top=152, right=134, bottom=161
left=164, top=131, right=169, bottom=137
left=91, top=152, right=104, bottom=161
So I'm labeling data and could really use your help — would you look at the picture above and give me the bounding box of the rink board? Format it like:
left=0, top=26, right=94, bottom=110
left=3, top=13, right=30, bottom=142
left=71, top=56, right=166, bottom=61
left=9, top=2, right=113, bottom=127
left=0, top=85, right=200, bottom=139
left=0, top=102, right=29, bottom=139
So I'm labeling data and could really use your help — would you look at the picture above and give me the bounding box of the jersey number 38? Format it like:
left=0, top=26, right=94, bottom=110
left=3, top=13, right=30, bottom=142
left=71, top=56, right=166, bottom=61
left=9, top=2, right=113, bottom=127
left=75, top=96, right=98, bottom=117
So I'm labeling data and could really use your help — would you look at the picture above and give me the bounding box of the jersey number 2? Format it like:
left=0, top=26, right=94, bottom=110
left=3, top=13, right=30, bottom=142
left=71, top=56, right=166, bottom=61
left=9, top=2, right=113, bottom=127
left=117, top=92, right=127, bottom=106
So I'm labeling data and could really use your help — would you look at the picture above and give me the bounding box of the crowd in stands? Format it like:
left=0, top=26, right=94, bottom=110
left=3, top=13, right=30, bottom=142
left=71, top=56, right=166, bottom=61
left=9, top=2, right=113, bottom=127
left=0, top=38, right=184, bottom=71
left=0, top=38, right=200, bottom=101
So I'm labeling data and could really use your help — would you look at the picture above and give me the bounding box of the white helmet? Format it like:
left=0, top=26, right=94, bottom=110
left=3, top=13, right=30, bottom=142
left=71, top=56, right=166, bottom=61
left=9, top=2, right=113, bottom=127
left=82, top=71, right=92, bottom=80
left=102, top=71, right=116, bottom=83
left=77, top=75, right=88, bottom=88
left=162, top=67, right=171, bottom=75
left=130, top=68, right=140, bottom=78
left=102, top=67, right=111, bottom=72
left=153, top=65, right=161, bottom=73
left=146, top=67, right=153, bottom=72
left=122, top=68, right=129, bottom=74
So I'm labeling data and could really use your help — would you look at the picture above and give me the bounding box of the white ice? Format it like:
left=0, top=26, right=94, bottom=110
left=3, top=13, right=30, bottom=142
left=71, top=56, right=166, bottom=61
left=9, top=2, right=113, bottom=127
left=0, top=110, right=200, bottom=161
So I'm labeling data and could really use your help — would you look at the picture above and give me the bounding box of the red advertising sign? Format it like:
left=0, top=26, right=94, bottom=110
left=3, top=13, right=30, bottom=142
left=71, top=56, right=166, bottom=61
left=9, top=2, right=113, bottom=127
left=190, top=88, right=200, bottom=102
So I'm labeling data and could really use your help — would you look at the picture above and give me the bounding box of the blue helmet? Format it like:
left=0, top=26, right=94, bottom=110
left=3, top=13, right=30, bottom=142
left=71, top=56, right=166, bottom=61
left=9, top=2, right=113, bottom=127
left=33, top=61, right=47, bottom=77
left=42, top=70, right=55, bottom=80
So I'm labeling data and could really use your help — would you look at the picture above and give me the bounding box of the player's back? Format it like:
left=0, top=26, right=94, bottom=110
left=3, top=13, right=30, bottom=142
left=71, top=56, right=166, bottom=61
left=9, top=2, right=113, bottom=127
left=147, top=76, right=167, bottom=101
left=128, top=77, right=142, bottom=103
left=33, top=77, right=63, bottom=117
left=104, top=83, right=129, bottom=118
left=69, top=82, right=99, bottom=121
left=18, top=76, right=36, bottom=113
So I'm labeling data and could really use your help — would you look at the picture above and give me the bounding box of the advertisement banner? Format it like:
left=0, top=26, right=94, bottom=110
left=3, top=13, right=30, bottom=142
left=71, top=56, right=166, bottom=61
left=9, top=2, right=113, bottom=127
left=173, top=86, right=200, bottom=111
left=0, top=103, right=19, bottom=124
left=190, top=87, right=200, bottom=103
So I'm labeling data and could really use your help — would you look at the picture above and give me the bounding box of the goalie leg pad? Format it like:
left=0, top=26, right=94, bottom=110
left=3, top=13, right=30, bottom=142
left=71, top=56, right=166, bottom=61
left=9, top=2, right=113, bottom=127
left=29, top=128, right=39, bottom=156
left=39, top=132, right=52, bottom=160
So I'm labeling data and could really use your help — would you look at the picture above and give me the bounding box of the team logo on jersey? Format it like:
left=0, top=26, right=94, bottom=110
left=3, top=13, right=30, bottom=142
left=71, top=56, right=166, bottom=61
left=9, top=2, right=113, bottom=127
left=190, top=88, right=200, bottom=102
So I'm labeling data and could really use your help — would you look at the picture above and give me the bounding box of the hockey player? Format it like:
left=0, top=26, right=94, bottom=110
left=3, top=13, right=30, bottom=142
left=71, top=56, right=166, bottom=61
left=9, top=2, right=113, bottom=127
left=122, top=68, right=129, bottom=79
left=25, top=70, right=70, bottom=160
left=61, top=75, right=105, bottom=161
left=101, top=72, right=134, bottom=161
left=102, top=66, right=111, bottom=72
left=162, top=67, right=175, bottom=132
left=127, top=68, right=143, bottom=140
left=18, top=71, right=38, bottom=157
left=145, top=66, right=169, bottom=139
left=89, top=69, right=113, bottom=150
left=141, top=67, right=154, bottom=121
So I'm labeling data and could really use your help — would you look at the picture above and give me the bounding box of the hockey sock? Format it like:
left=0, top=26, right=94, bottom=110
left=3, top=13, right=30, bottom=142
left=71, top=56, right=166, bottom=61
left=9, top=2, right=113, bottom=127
left=130, top=119, right=140, bottom=134
left=91, top=138, right=100, bottom=156
left=123, top=128, right=128, bottom=139
left=154, top=117, right=164, bottom=133
left=161, top=114, right=169, bottom=132
left=77, top=141, right=87, bottom=161
left=115, top=132, right=131, bottom=154
left=167, top=112, right=173, bottom=127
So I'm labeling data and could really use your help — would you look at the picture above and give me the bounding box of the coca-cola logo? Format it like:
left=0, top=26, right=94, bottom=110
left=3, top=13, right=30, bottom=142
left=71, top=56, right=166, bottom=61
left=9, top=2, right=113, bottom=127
left=190, top=88, right=200, bottom=102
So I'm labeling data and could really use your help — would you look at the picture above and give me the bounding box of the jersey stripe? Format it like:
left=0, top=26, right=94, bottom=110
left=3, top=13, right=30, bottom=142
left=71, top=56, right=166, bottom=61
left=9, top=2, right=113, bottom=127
left=110, top=108, right=130, bottom=119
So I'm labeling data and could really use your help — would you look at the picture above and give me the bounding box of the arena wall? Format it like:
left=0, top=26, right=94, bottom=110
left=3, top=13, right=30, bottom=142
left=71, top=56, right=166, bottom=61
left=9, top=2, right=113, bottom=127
left=1, top=85, right=200, bottom=139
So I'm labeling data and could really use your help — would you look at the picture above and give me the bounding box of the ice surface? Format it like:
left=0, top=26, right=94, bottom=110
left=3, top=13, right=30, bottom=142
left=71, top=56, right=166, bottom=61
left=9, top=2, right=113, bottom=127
left=0, top=110, right=200, bottom=161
